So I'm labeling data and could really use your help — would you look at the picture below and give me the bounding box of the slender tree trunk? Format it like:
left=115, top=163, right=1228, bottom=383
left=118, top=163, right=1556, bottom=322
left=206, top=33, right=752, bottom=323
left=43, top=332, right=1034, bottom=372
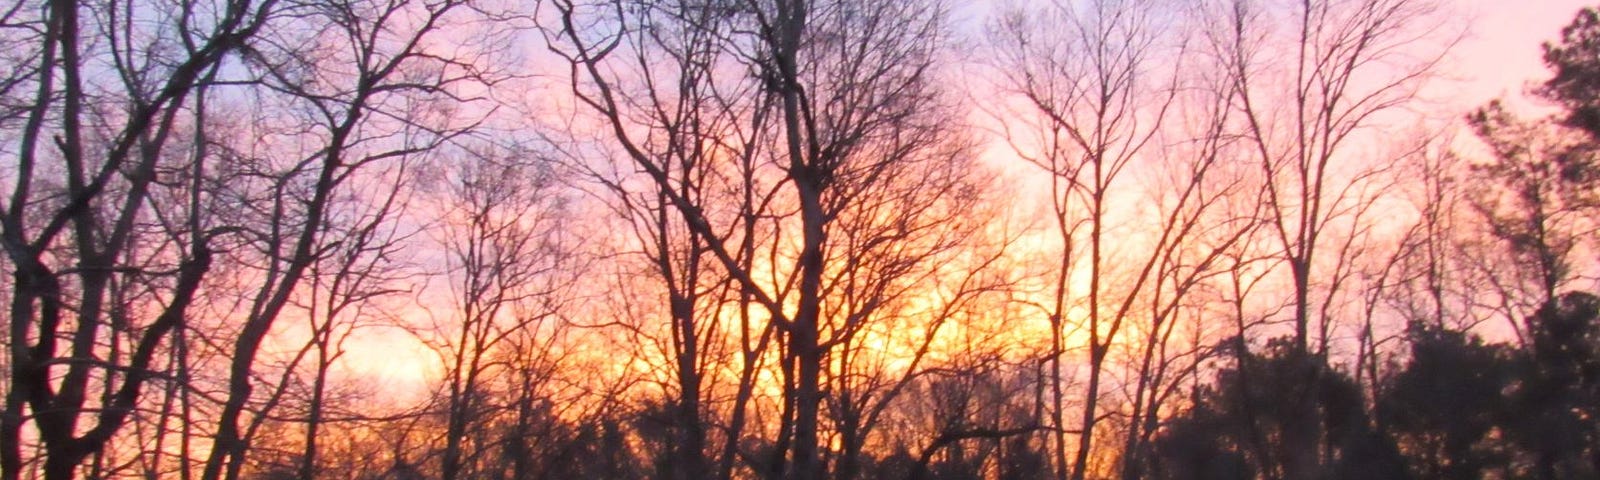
left=774, top=0, right=823, bottom=475
left=201, top=123, right=347, bottom=480
left=671, top=294, right=708, bottom=480
left=301, top=341, right=330, bottom=480
left=790, top=171, right=827, bottom=480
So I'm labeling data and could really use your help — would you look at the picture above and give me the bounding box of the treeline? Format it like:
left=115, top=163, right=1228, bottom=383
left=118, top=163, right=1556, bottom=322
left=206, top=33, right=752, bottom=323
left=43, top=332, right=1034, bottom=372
left=3, top=0, right=1600, bottom=479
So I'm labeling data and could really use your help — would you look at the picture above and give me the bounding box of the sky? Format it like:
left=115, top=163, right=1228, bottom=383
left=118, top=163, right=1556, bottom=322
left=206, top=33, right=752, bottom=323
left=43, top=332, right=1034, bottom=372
left=1448, top=0, right=1594, bottom=110
left=331, top=0, right=1600, bottom=397
left=950, top=1, right=1594, bottom=109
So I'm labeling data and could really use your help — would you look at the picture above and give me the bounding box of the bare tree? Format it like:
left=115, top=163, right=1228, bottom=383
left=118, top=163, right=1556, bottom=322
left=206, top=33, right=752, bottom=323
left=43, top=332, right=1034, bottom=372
left=1209, top=0, right=1448, bottom=355
left=551, top=1, right=776, bottom=477
left=1204, top=0, right=1450, bottom=477
left=896, top=351, right=1047, bottom=480
left=194, top=0, right=498, bottom=478
left=293, top=159, right=417, bottom=480
left=991, top=1, right=1187, bottom=477
left=0, top=0, right=275, bottom=478
left=424, top=143, right=574, bottom=480
left=821, top=155, right=1015, bottom=479
left=1464, top=104, right=1596, bottom=325
left=549, top=0, right=962, bottom=478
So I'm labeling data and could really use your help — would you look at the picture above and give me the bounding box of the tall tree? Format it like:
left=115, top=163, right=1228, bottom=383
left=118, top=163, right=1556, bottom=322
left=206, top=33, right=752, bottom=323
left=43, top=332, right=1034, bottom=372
left=0, top=1, right=275, bottom=478
left=551, top=0, right=963, bottom=478
left=1465, top=104, right=1592, bottom=320
left=1208, top=0, right=1448, bottom=476
left=294, top=159, right=417, bottom=480
left=991, top=1, right=1264, bottom=477
left=196, top=0, right=497, bottom=478
left=554, top=1, right=772, bottom=477
left=427, top=144, right=574, bottom=480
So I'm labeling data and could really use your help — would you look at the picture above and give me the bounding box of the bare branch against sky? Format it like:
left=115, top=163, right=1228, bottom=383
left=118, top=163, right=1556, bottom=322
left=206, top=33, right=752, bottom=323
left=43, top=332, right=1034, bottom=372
left=1, top=1, right=1599, bottom=479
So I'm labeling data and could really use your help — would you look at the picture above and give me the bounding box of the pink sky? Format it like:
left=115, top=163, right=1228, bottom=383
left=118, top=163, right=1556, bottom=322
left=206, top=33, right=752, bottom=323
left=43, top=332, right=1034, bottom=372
left=1449, top=0, right=1594, bottom=109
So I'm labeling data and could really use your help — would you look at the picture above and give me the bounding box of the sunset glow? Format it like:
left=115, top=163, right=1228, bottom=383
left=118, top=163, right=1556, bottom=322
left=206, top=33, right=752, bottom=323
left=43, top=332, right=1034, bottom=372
left=7, top=0, right=1600, bottom=479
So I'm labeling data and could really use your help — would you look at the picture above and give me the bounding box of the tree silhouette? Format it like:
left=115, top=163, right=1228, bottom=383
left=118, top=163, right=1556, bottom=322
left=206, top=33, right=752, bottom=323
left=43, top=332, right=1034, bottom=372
left=1152, top=338, right=1406, bottom=480
left=1542, top=7, right=1600, bottom=141
left=1508, top=292, right=1600, bottom=479
left=8, top=1, right=1600, bottom=479
left=1378, top=325, right=1515, bottom=479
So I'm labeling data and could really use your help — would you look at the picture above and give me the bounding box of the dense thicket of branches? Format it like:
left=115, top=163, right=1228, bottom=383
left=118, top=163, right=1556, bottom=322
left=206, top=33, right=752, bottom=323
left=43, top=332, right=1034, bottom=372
left=3, top=0, right=1600, bottom=479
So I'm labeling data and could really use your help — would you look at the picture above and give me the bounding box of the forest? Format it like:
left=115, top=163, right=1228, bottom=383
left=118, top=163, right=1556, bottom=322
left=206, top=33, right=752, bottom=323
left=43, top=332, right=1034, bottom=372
left=2, top=0, right=1599, bottom=478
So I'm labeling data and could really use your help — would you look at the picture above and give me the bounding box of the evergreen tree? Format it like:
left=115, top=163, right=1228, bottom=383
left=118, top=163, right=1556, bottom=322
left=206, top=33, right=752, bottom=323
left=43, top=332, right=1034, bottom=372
left=1151, top=338, right=1407, bottom=480
left=1378, top=325, right=1516, bottom=479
